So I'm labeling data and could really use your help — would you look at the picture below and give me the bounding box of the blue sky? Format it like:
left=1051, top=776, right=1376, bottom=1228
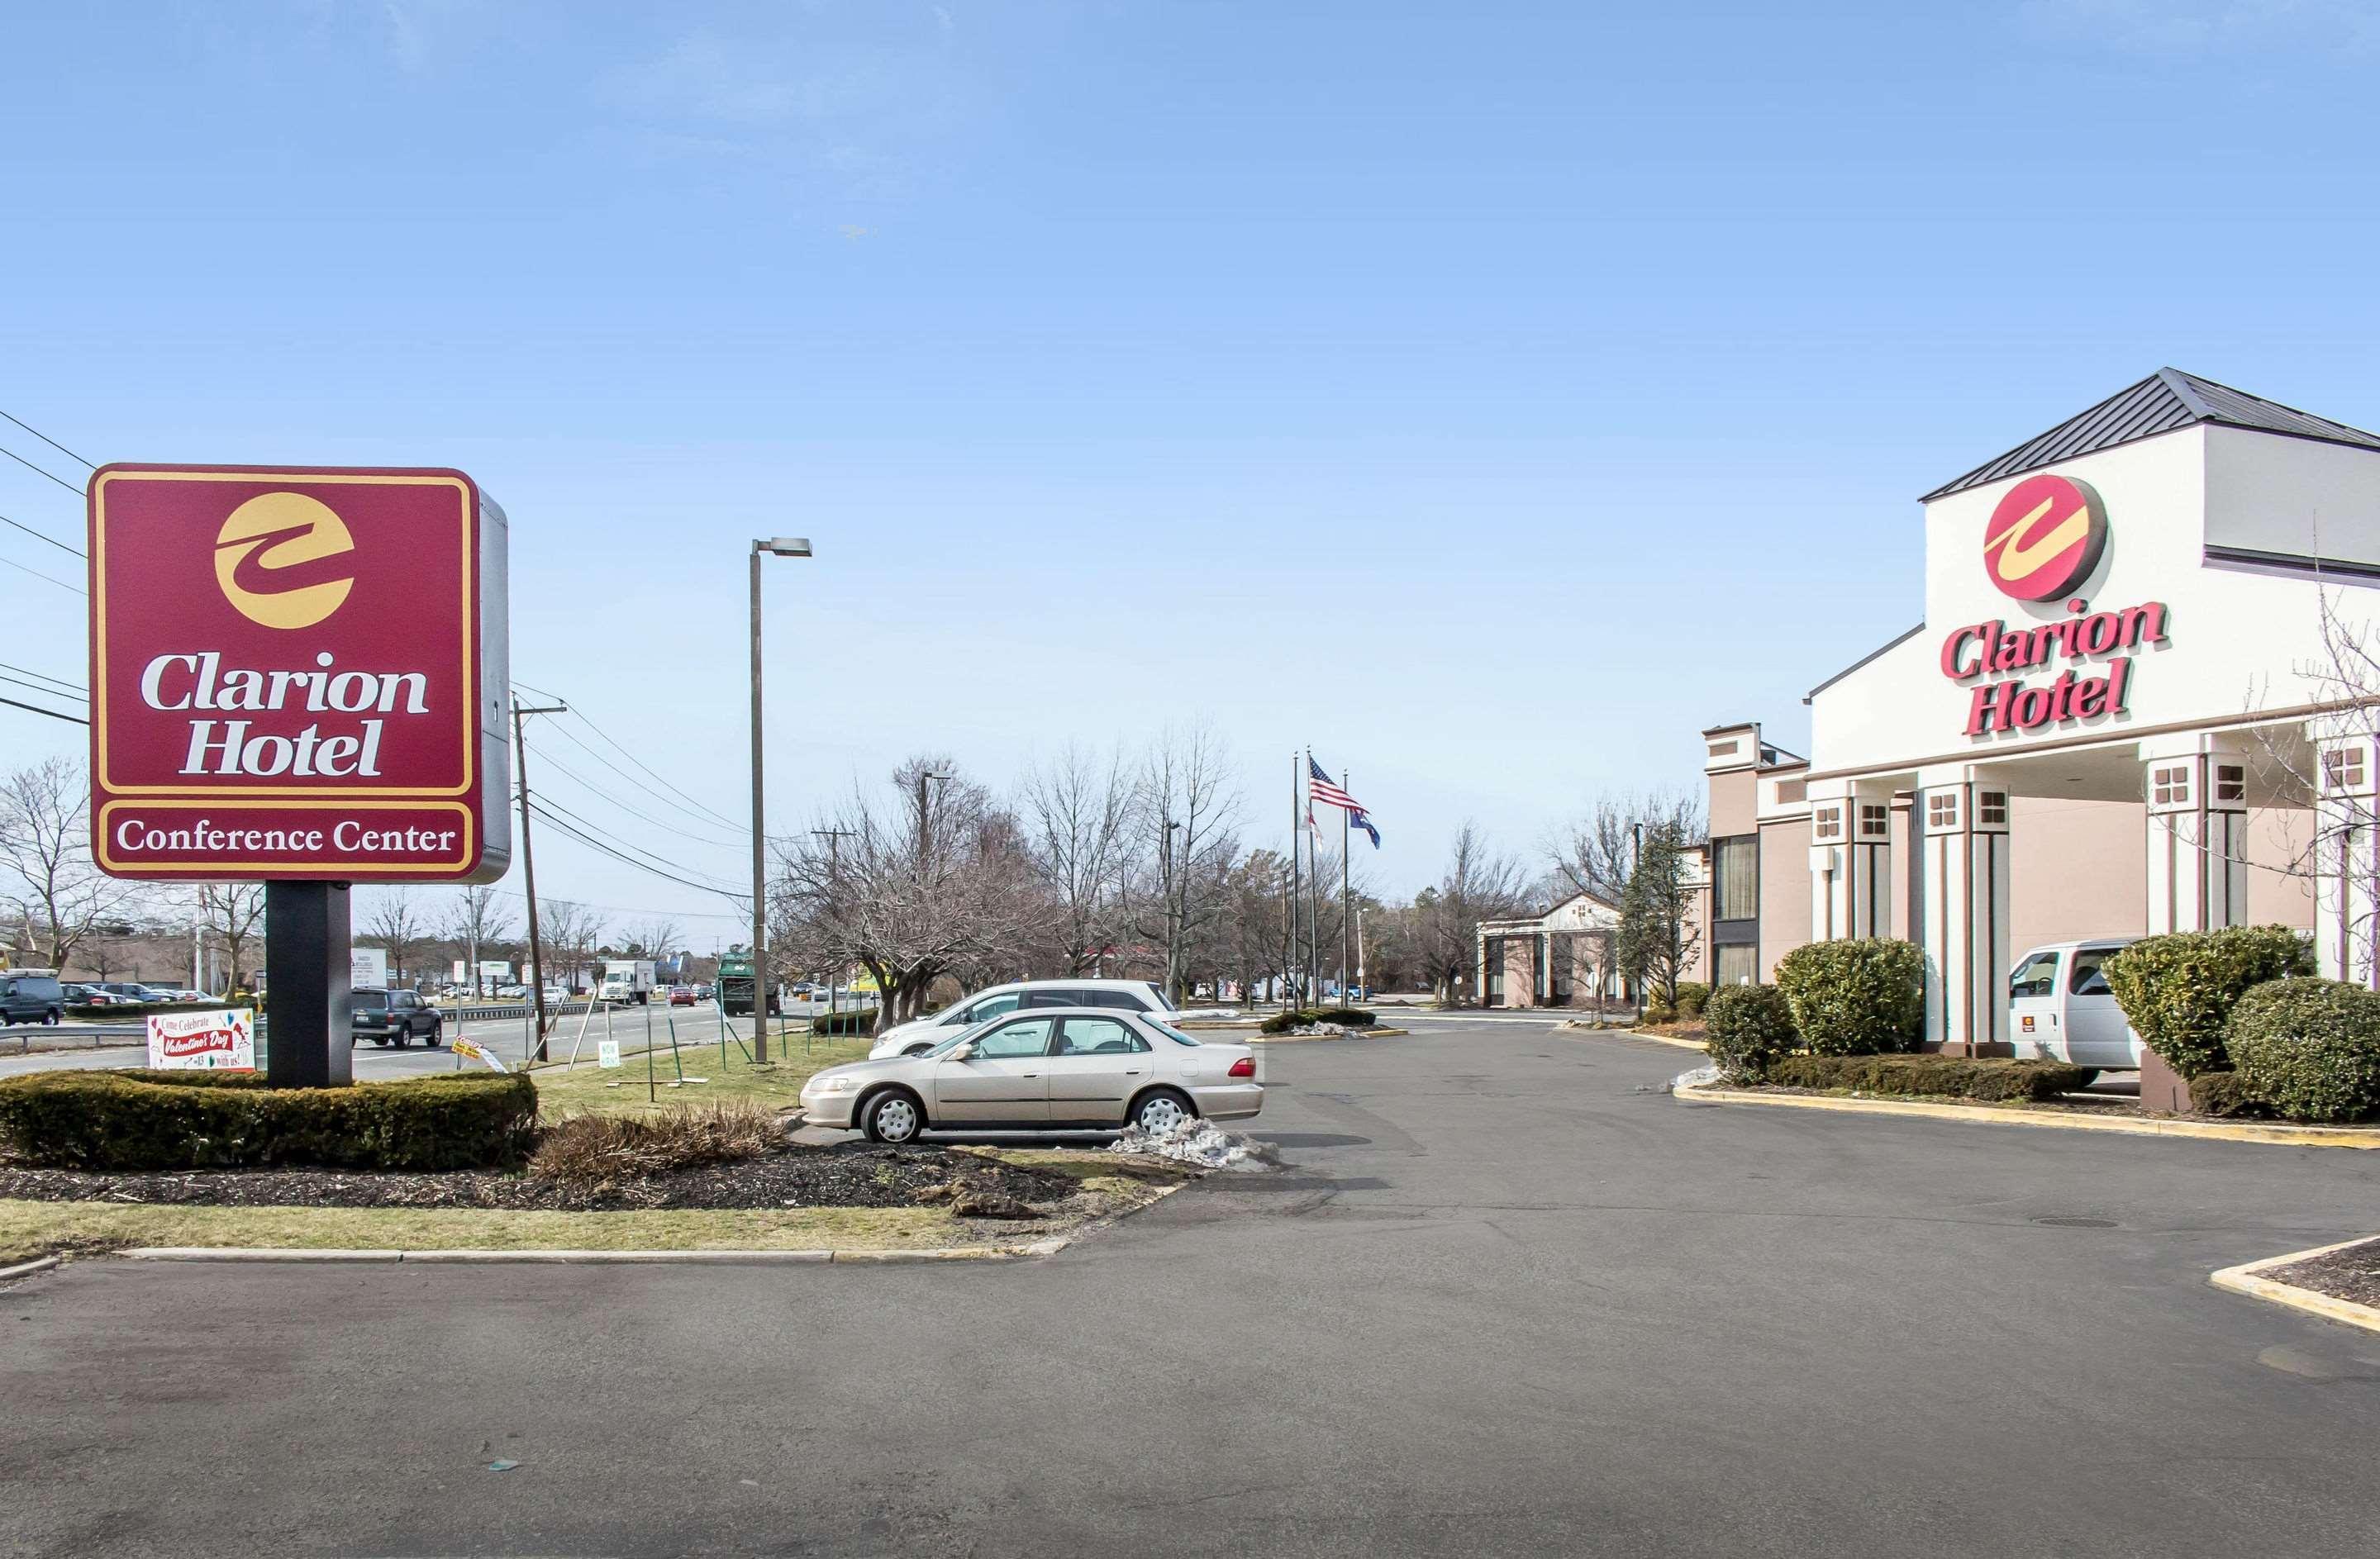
left=7, top=1, right=2380, bottom=940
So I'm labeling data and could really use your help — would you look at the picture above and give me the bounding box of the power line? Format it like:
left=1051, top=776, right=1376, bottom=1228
left=1, top=511, right=80, bottom=558
left=524, top=737, right=747, bottom=850
left=0, top=670, right=83, bottom=703
left=0, top=443, right=83, bottom=497
left=0, top=409, right=94, bottom=470
left=0, top=694, right=86, bottom=725
left=0, top=659, right=83, bottom=695
left=518, top=695, right=754, bottom=839
left=526, top=799, right=747, bottom=904
left=530, top=791, right=745, bottom=893
left=513, top=677, right=747, bottom=833
left=0, top=553, right=83, bottom=594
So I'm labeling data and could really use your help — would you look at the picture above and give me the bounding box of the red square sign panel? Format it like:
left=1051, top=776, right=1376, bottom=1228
left=88, top=465, right=511, bottom=882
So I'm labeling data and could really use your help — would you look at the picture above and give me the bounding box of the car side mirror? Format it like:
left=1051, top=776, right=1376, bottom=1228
left=945, top=1042, right=974, bottom=1062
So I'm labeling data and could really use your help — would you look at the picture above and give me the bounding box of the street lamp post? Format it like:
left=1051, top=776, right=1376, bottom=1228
left=750, top=536, right=814, bottom=1064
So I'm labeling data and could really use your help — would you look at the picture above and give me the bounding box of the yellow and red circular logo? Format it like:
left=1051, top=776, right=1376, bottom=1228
left=212, top=491, right=357, bottom=629
left=1983, top=473, right=2107, bottom=601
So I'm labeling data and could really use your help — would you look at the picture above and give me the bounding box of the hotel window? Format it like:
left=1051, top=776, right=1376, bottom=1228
left=1859, top=802, right=1889, bottom=839
left=1813, top=805, right=1844, bottom=842
left=2215, top=764, right=2245, bottom=804
left=1713, top=836, right=1759, bottom=923
left=1926, top=792, right=1959, bottom=829
left=1715, top=943, right=1759, bottom=988
left=2152, top=765, right=2190, bottom=806
left=1978, top=791, right=2007, bottom=827
left=2325, top=749, right=2366, bottom=791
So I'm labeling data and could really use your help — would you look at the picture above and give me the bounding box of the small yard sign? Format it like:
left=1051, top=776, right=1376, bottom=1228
left=146, top=1008, right=255, bottom=1071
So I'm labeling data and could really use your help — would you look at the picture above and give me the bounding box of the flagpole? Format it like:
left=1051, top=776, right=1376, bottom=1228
left=1288, top=750, right=1303, bottom=1010
left=1306, top=749, right=1321, bottom=1006
left=1340, top=768, right=1352, bottom=1002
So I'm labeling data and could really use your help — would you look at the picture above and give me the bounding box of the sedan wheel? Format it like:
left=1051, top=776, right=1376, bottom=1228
left=1132, top=1090, right=1193, bottom=1134
left=863, top=1092, right=922, bottom=1145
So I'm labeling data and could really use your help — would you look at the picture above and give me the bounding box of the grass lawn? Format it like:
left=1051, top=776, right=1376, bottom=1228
left=526, top=1033, right=873, bottom=1123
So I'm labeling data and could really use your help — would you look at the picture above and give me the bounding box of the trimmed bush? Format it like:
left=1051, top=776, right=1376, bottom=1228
left=1311, top=1006, right=1376, bottom=1028
left=0, top=1069, right=537, bottom=1171
left=809, top=1007, right=881, bottom=1037
left=2186, top=1070, right=2272, bottom=1119
left=1703, top=984, right=1796, bottom=1081
left=1259, top=1007, right=1376, bottom=1034
left=2224, top=977, right=2380, bottom=1124
left=1773, top=938, right=1924, bottom=1056
left=1670, top=982, right=1711, bottom=1020
left=1764, top=1053, right=2094, bottom=1103
left=2102, top=925, right=2312, bottom=1079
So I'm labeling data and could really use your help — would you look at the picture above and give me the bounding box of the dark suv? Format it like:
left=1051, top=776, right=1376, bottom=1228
left=1, top=971, right=66, bottom=1026
left=351, top=988, right=443, bottom=1048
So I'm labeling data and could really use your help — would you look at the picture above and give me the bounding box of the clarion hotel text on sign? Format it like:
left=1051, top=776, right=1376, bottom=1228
left=88, top=465, right=511, bottom=883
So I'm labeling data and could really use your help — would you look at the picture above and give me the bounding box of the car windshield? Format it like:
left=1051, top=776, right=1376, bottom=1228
left=1147, top=1020, right=1202, bottom=1048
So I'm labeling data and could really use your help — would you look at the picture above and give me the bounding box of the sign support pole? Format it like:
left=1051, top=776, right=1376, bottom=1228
left=264, top=882, right=353, bottom=1087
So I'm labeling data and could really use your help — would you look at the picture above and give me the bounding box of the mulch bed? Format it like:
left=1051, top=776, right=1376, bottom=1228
left=0, top=1144, right=1092, bottom=1218
left=2268, top=1237, right=2380, bottom=1309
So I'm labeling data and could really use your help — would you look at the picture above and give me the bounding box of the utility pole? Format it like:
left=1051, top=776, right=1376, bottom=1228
left=1340, top=768, right=1353, bottom=1002
left=1162, top=817, right=1183, bottom=1004
left=512, top=700, right=568, bottom=1062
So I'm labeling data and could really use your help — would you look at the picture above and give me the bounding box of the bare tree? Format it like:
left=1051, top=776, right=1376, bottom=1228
left=771, top=756, right=1040, bottom=1034
left=1549, top=787, right=1706, bottom=904
left=2249, top=584, right=2380, bottom=979
left=359, top=888, right=430, bottom=987
left=1135, top=723, right=1245, bottom=1003
left=0, top=758, right=136, bottom=970
left=539, top=900, right=606, bottom=991
left=1018, top=742, right=1141, bottom=975
left=446, top=884, right=515, bottom=996
left=195, top=882, right=267, bottom=996
left=1413, top=822, right=1531, bottom=1005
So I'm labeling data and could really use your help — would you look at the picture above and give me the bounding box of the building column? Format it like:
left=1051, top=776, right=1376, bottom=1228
left=2310, top=726, right=2380, bottom=987
left=1916, top=768, right=2011, bottom=1056
left=1474, top=926, right=1488, bottom=1007
left=2142, top=736, right=2250, bottom=934
left=1811, top=781, right=1896, bottom=943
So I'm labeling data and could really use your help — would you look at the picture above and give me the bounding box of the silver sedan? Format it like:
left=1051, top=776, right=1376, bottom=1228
left=800, top=1007, right=1264, bottom=1143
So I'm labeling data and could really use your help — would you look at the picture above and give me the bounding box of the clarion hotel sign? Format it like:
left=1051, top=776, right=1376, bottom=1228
left=88, top=465, right=511, bottom=882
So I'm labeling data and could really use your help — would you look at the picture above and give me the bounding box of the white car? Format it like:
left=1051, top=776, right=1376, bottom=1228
left=868, top=978, right=1179, bottom=1059
left=2007, top=938, right=2143, bottom=1070
left=805, top=1006, right=1262, bottom=1142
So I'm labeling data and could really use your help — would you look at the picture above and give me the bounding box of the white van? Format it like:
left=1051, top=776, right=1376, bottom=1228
left=2007, top=938, right=2143, bottom=1070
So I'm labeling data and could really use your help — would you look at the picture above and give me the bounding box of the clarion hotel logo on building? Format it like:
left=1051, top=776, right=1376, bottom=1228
left=1938, top=473, right=2170, bottom=737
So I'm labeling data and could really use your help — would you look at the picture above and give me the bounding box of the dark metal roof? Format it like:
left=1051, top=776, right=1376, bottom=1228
left=1921, top=368, right=2380, bottom=501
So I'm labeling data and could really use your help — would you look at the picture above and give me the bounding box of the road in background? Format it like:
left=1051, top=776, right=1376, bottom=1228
left=8, top=1017, right=2380, bottom=1557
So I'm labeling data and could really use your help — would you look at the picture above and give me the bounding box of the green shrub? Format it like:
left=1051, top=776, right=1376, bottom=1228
left=1259, top=1007, right=1375, bottom=1034
left=809, top=1007, right=881, bottom=1037
left=2185, top=1070, right=2272, bottom=1119
left=2223, top=977, right=2380, bottom=1124
left=1670, top=982, right=1711, bottom=1020
left=1764, top=1053, right=2093, bottom=1103
left=1703, top=984, right=1796, bottom=1080
left=1773, top=939, right=1924, bottom=1056
left=1643, top=996, right=1677, bottom=1024
left=0, top=1069, right=537, bottom=1171
left=2102, top=925, right=2312, bottom=1079
left=1311, top=1006, right=1376, bottom=1028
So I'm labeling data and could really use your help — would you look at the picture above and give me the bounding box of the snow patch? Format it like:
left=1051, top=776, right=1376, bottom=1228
left=1110, top=1118, right=1278, bottom=1172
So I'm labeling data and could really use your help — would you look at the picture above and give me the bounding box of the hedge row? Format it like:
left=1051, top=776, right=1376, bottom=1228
left=1763, top=1053, right=2096, bottom=1104
left=2223, top=977, right=2380, bottom=1123
left=0, top=1069, right=538, bottom=1171
left=807, top=1007, right=883, bottom=1037
left=1259, top=1006, right=1378, bottom=1035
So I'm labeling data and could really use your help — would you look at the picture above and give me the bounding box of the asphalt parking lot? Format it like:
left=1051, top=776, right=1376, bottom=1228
left=6, top=1016, right=2379, bottom=1557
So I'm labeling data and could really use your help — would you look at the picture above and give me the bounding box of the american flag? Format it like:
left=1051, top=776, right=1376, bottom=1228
left=1307, top=756, right=1360, bottom=812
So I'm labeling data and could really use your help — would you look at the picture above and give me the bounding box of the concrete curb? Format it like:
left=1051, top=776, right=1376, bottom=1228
left=1674, top=1081, right=2380, bottom=1148
left=2211, top=1235, right=2380, bottom=1336
left=1558, top=1024, right=1707, bottom=1053
left=0, top=1254, right=62, bottom=1282
left=1250, top=1026, right=1408, bottom=1044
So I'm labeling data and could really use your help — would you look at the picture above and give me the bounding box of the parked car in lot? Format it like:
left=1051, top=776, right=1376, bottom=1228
left=62, top=983, right=121, bottom=1007
left=350, top=987, right=444, bottom=1048
left=668, top=985, right=697, bottom=1006
left=868, top=978, right=1179, bottom=1059
left=93, top=982, right=178, bottom=1004
left=2008, top=938, right=2143, bottom=1070
left=806, top=1007, right=1262, bottom=1143
left=1, top=971, right=67, bottom=1026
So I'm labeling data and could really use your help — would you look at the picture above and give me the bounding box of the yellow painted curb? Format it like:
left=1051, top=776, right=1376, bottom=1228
left=2210, top=1235, right=2380, bottom=1336
left=1674, top=1081, right=2380, bottom=1148
left=1559, top=1024, right=1707, bottom=1053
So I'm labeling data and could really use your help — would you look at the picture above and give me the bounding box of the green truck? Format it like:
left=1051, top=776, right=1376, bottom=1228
left=716, top=952, right=778, bottom=1017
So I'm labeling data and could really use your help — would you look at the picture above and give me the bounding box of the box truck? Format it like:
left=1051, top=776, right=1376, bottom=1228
left=600, top=959, right=657, bottom=1005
